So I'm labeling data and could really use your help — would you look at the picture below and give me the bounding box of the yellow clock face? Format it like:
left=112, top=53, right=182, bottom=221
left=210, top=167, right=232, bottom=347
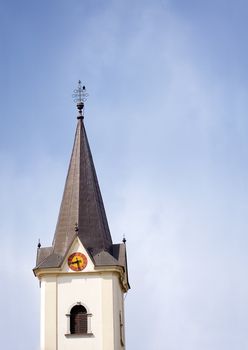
left=68, top=252, right=87, bottom=271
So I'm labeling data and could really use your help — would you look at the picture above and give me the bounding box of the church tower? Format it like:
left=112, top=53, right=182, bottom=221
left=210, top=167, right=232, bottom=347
left=33, top=82, right=130, bottom=350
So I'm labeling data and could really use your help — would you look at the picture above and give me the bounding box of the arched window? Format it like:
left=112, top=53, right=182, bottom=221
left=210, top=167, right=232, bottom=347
left=70, top=305, right=87, bottom=334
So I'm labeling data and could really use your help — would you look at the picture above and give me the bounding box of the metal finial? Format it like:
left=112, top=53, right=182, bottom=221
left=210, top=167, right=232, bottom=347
left=122, top=234, right=126, bottom=244
left=72, top=81, right=89, bottom=119
left=38, top=239, right=41, bottom=248
left=75, top=222, right=79, bottom=232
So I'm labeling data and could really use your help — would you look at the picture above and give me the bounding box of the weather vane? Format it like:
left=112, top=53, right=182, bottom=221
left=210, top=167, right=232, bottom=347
left=72, top=80, right=88, bottom=119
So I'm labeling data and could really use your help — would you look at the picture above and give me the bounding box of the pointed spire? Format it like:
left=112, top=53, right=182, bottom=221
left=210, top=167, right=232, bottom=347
left=34, top=84, right=130, bottom=291
left=52, top=116, right=112, bottom=257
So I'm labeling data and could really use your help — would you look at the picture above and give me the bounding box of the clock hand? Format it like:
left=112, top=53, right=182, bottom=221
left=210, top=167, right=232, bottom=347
left=70, top=261, right=77, bottom=265
left=76, top=258, right=81, bottom=269
left=70, top=259, right=82, bottom=265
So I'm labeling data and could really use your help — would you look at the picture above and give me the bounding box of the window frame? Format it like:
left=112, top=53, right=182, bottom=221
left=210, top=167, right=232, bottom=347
left=65, top=302, right=93, bottom=337
left=70, top=304, right=87, bottom=334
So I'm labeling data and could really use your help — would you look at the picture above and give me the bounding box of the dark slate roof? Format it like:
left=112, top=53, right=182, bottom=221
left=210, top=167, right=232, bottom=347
left=34, top=116, right=130, bottom=289
left=36, top=251, right=63, bottom=269
left=36, top=247, right=53, bottom=267
left=92, top=250, right=119, bottom=266
left=52, top=119, right=112, bottom=257
left=89, top=243, right=127, bottom=267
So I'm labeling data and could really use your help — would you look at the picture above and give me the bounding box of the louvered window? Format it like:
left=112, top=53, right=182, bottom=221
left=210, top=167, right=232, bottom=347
left=70, top=305, right=87, bottom=334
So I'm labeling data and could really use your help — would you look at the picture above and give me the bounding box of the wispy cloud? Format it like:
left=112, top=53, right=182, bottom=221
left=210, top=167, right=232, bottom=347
left=1, top=0, right=248, bottom=349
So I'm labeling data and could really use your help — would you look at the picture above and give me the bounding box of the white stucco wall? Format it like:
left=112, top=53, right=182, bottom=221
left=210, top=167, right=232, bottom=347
left=113, top=274, right=125, bottom=349
left=39, top=237, right=126, bottom=350
left=57, top=273, right=102, bottom=350
left=40, top=276, right=57, bottom=350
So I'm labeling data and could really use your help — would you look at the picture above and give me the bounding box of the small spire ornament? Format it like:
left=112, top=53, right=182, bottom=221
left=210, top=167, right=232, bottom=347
left=72, top=80, right=88, bottom=119
left=37, top=239, right=41, bottom=249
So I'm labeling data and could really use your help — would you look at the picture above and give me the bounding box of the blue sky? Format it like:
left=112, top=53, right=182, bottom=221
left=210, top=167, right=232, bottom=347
left=1, top=0, right=248, bottom=349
